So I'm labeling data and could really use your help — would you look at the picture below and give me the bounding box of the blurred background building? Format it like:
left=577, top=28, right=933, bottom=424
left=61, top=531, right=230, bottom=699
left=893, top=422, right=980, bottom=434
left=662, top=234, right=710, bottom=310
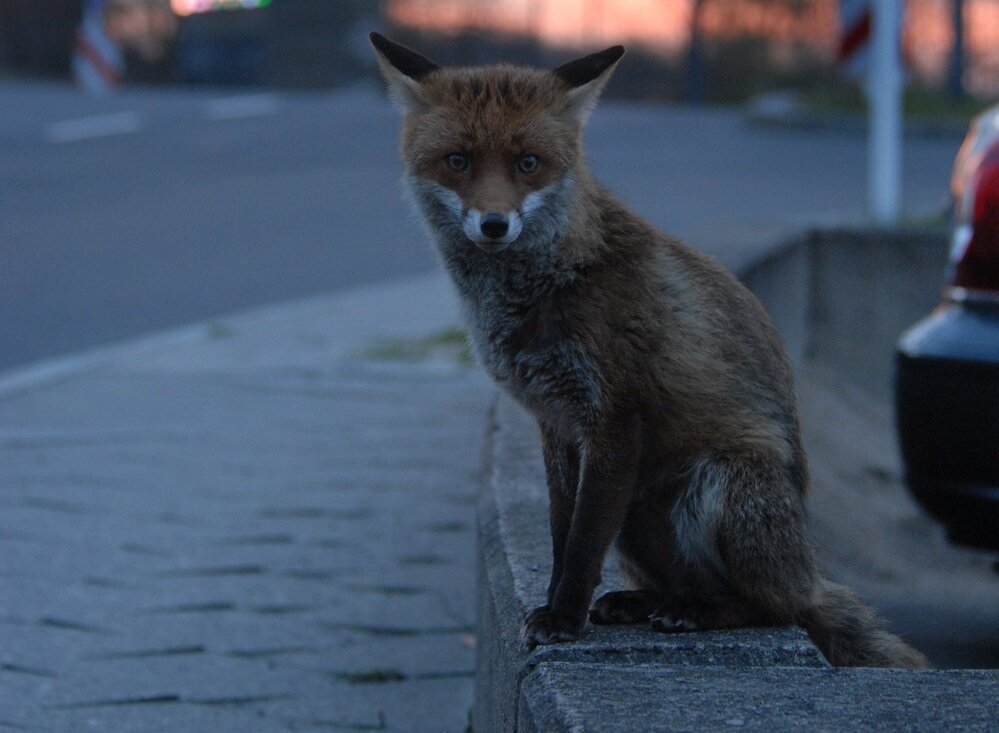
left=0, top=0, right=378, bottom=87
left=0, top=0, right=996, bottom=99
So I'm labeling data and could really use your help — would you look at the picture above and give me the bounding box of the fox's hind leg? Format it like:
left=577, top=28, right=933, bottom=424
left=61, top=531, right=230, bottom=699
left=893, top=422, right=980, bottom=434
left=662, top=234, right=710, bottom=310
left=590, top=558, right=772, bottom=633
left=661, top=454, right=818, bottom=631
left=601, top=454, right=818, bottom=635
left=667, top=454, right=928, bottom=666
left=592, top=587, right=773, bottom=632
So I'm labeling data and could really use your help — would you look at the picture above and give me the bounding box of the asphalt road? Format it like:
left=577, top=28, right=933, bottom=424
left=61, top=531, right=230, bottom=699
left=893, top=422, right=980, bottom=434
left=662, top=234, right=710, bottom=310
left=0, top=79, right=961, bottom=373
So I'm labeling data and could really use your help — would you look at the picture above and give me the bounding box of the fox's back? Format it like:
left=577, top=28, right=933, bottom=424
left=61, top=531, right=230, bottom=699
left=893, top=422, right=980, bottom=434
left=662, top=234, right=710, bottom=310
left=537, top=189, right=801, bottom=464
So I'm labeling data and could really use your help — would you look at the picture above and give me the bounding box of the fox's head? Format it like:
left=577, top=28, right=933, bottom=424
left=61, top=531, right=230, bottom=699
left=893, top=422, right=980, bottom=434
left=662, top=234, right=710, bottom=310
left=370, top=33, right=624, bottom=254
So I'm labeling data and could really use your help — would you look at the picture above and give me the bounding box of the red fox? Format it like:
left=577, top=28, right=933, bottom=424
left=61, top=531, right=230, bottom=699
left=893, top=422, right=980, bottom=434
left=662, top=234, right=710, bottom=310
left=370, top=33, right=929, bottom=668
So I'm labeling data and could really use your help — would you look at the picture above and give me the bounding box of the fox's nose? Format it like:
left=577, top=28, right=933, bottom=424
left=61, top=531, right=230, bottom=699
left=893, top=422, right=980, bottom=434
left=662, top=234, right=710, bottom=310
left=480, top=213, right=509, bottom=240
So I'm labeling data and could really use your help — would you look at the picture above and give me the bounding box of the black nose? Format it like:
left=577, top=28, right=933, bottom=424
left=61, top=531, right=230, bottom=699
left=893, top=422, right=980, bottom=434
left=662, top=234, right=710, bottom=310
left=480, top=213, right=509, bottom=239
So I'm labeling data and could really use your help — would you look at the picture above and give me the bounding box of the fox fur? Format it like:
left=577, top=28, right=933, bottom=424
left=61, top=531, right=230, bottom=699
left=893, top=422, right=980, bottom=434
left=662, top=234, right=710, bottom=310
left=370, top=32, right=929, bottom=669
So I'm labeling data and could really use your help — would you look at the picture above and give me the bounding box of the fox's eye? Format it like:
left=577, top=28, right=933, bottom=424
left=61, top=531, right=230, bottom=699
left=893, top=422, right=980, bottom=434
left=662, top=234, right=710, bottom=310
left=517, top=154, right=540, bottom=174
left=445, top=152, right=469, bottom=172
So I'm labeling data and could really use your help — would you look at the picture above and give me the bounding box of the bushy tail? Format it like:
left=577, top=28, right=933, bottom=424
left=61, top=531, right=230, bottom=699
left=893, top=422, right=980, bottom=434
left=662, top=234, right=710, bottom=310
left=796, top=579, right=930, bottom=669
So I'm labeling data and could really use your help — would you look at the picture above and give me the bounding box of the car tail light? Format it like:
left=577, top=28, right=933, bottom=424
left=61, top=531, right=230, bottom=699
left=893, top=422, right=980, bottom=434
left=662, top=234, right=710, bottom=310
left=950, top=146, right=999, bottom=292
left=949, top=109, right=999, bottom=296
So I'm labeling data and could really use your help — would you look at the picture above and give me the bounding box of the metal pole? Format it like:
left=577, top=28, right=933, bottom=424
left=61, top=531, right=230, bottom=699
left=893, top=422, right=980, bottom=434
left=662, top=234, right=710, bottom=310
left=867, top=0, right=903, bottom=224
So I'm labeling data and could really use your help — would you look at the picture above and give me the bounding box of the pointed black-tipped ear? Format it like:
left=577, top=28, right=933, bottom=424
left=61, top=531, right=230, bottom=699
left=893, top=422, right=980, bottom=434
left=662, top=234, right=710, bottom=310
left=370, top=32, right=439, bottom=80
left=553, top=45, right=625, bottom=123
left=369, top=32, right=440, bottom=113
left=554, top=45, right=625, bottom=88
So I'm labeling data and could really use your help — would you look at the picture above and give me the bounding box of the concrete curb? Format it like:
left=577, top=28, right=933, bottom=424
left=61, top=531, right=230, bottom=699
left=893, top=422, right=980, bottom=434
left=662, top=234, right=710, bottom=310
left=472, top=226, right=999, bottom=731
left=0, top=322, right=207, bottom=400
left=519, top=663, right=999, bottom=732
left=0, top=270, right=460, bottom=400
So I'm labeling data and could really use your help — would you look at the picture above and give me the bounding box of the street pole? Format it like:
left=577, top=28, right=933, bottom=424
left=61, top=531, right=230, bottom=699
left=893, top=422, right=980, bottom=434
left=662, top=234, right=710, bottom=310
left=867, top=0, right=903, bottom=225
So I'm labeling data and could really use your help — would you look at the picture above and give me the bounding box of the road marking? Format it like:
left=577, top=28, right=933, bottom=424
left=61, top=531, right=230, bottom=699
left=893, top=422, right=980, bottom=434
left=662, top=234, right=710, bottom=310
left=205, top=93, right=281, bottom=121
left=45, top=111, right=142, bottom=143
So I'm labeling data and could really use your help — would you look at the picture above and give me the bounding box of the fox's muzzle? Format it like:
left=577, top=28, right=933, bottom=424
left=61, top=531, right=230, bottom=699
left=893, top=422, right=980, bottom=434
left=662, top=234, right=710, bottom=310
left=463, top=208, right=524, bottom=252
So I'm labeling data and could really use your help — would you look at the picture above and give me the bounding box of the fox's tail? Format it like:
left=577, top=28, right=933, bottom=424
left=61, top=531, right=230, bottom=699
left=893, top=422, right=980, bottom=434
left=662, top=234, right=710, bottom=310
left=796, top=579, right=930, bottom=669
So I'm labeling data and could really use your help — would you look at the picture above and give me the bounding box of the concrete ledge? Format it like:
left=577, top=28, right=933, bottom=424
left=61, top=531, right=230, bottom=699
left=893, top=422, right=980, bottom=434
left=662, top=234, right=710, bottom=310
left=520, top=663, right=999, bottom=732
left=741, top=227, right=950, bottom=400
left=474, top=226, right=999, bottom=731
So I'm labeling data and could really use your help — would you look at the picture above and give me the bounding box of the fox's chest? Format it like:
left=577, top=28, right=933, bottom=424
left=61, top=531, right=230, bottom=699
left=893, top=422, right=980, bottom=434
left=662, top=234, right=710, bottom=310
left=461, top=290, right=603, bottom=435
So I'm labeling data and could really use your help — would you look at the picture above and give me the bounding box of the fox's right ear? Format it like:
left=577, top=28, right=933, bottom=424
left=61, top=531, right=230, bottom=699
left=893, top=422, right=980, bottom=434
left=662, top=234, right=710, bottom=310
left=553, top=45, right=625, bottom=124
left=369, top=32, right=439, bottom=113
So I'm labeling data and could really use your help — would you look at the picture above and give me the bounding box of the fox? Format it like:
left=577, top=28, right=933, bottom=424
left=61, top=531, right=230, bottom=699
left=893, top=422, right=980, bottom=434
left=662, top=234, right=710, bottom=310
left=369, top=32, right=929, bottom=669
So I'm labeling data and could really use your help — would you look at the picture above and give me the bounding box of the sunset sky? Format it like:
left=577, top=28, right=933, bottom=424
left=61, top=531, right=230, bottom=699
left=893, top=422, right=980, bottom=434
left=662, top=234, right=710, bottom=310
left=389, top=0, right=694, bottom=52
left=387, top=0, right=999, bottom=95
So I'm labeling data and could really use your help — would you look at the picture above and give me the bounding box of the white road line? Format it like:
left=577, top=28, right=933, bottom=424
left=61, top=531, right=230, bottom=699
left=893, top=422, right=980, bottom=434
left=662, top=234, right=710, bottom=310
left=45, top=111, right=142, bottom=143
left=205, top=93, right=281, bottom=121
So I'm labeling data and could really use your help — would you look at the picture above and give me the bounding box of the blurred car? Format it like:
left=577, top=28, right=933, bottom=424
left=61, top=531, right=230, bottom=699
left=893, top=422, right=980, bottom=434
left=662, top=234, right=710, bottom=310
left=895, top=104, right=999, bottom=552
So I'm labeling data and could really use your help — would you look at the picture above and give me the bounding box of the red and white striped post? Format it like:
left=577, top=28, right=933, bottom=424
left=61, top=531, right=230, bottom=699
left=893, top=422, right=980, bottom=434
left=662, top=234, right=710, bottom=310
left=72, top=0, right=125, bottom=93
left=838, top=0, right=872, bottom=79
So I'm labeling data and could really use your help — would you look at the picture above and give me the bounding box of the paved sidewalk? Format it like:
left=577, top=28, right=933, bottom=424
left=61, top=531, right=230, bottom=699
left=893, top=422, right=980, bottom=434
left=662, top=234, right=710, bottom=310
left=0, top=274, right=492, bottom=732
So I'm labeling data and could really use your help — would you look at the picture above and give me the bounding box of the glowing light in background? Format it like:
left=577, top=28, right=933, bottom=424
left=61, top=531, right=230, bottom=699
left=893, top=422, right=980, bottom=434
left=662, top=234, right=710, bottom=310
left=171, top=0, right=272, bottom=16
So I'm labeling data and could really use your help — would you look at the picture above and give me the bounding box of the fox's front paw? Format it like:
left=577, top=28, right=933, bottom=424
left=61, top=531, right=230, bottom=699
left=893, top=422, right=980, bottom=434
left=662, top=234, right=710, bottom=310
left=520, top=605, right=584, bottom=649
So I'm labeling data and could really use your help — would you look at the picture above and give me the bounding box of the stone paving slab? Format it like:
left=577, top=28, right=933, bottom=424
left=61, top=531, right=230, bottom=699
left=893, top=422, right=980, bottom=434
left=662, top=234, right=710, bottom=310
left=0, top=348, right=491, bottom=732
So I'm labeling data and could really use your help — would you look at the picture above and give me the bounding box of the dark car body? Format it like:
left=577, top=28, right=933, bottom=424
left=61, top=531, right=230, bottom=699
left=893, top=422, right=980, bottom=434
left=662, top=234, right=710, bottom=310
left=895, top=105, right=999, bottom=552
left=897, top=303, right=999, bottom=549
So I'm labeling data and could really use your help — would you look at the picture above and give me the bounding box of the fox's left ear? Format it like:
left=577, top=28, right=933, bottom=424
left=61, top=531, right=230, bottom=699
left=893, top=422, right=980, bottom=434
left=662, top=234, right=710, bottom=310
left=553, top=45, right=625, bottom=124
left=369, top=32, right=439, bottom=113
